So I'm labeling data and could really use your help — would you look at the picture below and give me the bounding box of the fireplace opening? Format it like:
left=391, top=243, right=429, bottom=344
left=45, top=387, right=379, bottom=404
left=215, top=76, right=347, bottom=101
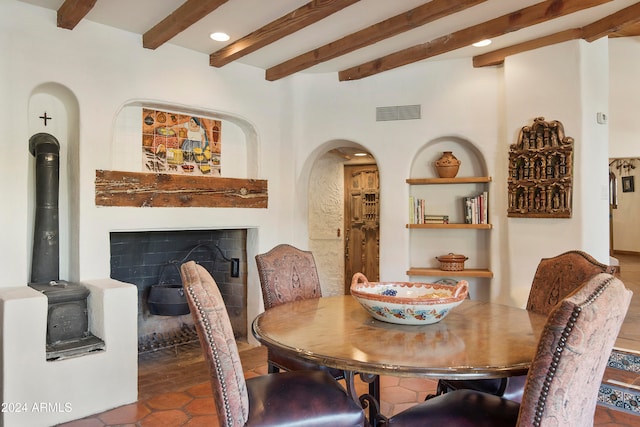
left=110, top=229, right=247, bottom=353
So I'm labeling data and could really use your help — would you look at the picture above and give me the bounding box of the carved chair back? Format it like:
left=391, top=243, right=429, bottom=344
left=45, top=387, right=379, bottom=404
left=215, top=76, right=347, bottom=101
left=526, top=250, right=617, bottom=315
left=256, top=244, right=322, bottom=310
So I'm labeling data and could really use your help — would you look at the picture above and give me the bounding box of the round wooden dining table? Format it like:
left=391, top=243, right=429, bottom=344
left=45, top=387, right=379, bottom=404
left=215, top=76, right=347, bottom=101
left=252, top=295, right=546, bottom=379
left=252, top=295, right=546, bottom=423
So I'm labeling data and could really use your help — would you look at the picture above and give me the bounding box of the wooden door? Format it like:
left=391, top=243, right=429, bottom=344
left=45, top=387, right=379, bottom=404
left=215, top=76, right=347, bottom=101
left=344, top=165, right=380, bottom=293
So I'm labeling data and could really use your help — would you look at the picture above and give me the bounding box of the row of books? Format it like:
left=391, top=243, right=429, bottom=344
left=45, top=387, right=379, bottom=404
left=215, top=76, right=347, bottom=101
left=464, top=192, right=489, bottom=224
left=408, top=192, right=489, bottom=224
left=408, top=197, right=449, bottom=224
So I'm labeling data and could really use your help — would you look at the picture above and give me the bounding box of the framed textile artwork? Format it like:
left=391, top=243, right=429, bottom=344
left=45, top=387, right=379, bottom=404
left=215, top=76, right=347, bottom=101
left=142, top=108, right=221, bottom=176
left=507, top=117, right=574, bottom=218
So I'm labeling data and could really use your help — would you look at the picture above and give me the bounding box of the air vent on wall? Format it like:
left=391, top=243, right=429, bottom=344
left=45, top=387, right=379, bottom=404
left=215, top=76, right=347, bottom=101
left=376, top=105, right=421, bottom=121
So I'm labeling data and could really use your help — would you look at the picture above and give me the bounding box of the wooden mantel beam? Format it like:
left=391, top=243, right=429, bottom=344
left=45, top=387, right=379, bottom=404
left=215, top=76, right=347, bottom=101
left=95, top=170, right=268, bottom=208
left=338, top=0, right=613, bottom=81
left=266, top=0, right=487, bottom=81
left=210, top=0, right=360, bottom=68
left=57, top=0, right=97, bottom=30
left=143, top=0, right=229, bottom=50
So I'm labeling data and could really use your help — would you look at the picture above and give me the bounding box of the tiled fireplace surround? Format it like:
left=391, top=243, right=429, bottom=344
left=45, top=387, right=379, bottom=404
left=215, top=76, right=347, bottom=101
left=110, top=229, right=248, bottom=351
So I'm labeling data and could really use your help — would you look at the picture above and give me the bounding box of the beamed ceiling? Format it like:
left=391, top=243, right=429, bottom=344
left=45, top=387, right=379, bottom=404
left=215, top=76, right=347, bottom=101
left=19, top=0, right=640, bottom=81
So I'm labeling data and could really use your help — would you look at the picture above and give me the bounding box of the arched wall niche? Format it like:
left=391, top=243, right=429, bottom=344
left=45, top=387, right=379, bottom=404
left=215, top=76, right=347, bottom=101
left=410, top=136, right=488, bottom=178
left=28, top=82, right=80, bottom=282
left=407, top=135, right=492, bottom=302
left=112, top=100, right=259, bottom=179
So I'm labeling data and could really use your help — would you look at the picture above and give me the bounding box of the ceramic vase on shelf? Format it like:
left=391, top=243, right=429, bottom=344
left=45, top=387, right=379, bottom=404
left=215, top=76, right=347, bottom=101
left=435, top=151, right=461, bottom=178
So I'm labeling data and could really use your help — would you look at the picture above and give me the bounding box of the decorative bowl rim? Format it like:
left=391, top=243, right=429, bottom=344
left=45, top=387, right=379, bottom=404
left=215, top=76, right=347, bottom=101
left=350, top=272, right=468, bottom=305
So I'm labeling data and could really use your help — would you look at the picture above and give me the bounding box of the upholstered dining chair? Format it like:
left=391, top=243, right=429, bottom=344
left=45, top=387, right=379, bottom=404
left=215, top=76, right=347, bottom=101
left=435, top=250, right=617, bottom=403
left=180, top=261, right=366, bottom=427
left=255, top=244, right=344, bottom=375
left=382, top=272, right=632, bottom=427
left=256, top=243, right=380, bottom=411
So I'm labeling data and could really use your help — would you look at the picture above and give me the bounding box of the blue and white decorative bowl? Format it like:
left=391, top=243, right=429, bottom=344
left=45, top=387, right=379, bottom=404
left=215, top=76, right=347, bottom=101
left=350, top=273, right=468, bottom=325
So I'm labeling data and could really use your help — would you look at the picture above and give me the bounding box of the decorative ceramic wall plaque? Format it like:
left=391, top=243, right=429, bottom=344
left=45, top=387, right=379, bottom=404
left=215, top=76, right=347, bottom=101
left=142, top=108, right=222, bottom=176
left=507, top=117, right=573, bottom=218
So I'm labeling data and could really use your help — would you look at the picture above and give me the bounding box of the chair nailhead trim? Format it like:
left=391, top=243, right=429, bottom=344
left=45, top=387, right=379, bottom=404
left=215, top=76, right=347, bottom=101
left=531, top=276, right=614, bottom=427
left=187, top=285, right=235, bottom=426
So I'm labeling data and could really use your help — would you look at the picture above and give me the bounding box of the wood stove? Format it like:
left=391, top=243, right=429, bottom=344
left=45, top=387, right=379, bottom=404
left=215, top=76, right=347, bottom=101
left=28, top=133, right=105, bottom=360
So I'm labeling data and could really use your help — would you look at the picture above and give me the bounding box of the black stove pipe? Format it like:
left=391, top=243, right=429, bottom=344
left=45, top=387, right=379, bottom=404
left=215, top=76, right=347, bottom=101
left=29, top=133, right=60, bottom=284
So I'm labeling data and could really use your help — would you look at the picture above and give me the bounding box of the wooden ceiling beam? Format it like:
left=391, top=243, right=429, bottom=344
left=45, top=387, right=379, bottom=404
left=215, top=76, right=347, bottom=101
left=210, top=0, right=360, bottom=68
left=582, top=1, right=640, bottom=42
left=57, top=0, right=96, bottom=30
left=473, top=2, right=640, bottom=68
left=338, top=0, right=613, bottom=81
left=609, top=21, right=640, bottom=37
left=472, top=28, right=582, bottom=67
left=143, top=0, right=229, bottom=50
left=266, top=0, right=488, bottom=81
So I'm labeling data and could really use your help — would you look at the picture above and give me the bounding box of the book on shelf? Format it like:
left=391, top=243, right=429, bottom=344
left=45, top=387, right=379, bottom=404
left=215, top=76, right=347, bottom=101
left=423, top=214, right=449, bottom=224
left=463, top=191, right=489, bottom=224
left=409, top=197, right=449, bottom=224
left=409, top=196, right=425, bottom=224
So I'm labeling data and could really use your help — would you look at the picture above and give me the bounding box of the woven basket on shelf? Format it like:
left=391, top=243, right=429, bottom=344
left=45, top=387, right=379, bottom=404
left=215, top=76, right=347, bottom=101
left=436, top=253, right=468, bottom=271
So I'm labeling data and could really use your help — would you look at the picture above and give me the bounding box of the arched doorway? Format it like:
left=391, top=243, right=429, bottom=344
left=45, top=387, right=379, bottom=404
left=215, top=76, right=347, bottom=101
left=308, top=146, right=379, bottom=296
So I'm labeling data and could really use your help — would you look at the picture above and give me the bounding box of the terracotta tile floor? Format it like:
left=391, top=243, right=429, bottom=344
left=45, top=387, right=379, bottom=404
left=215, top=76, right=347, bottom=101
left=59, top=341, right=439, bottom=426
left=58, top=254, right=640, bottom=427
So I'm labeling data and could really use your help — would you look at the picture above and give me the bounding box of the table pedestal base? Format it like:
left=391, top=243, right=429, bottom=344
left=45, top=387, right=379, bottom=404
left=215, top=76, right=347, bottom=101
left=344, top=371, right=383, bottom=425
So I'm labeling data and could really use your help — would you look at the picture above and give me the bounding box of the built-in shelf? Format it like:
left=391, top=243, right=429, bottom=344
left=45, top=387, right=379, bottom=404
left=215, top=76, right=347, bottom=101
left=407, top=174, right=493, bottom=280
left=406, top=223, right=492, bottom=229
left=406, top=177, right=492, bottom=185
left=406, top=268, right=494, bottom=278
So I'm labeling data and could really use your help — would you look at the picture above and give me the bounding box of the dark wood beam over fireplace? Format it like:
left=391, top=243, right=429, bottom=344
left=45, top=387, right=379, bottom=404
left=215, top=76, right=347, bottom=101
left=95, top=170, right=268, bottom=208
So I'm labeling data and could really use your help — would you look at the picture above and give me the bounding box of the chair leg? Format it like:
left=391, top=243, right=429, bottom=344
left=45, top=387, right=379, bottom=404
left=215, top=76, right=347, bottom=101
left=267, top=362, right=280, bottom=374
left=496, top=377, right=509, bottom=396
left=425, top=380, right=448, bottom=400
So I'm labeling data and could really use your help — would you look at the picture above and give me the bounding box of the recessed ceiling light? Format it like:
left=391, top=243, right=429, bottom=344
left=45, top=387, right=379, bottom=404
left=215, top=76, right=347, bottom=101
left=210, top=32, right=230, bottom=42
left=472, top=39, right=492, bottom=47
left=354, top=152, right=368, bottom=157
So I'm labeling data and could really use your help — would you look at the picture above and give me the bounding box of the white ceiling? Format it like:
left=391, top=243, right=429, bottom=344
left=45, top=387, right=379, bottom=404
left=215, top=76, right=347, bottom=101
left=18, top=0, right=640, bottom=76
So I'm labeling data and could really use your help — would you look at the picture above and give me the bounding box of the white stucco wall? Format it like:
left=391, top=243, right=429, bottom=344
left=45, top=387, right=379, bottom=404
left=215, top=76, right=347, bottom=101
left=308, top=152, right=346, bottom=296
left=0, top=279, right=137, bottom=427
left=610, top=37, right=640, bottom=158
left=290, top=60, right=502, bottom=291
